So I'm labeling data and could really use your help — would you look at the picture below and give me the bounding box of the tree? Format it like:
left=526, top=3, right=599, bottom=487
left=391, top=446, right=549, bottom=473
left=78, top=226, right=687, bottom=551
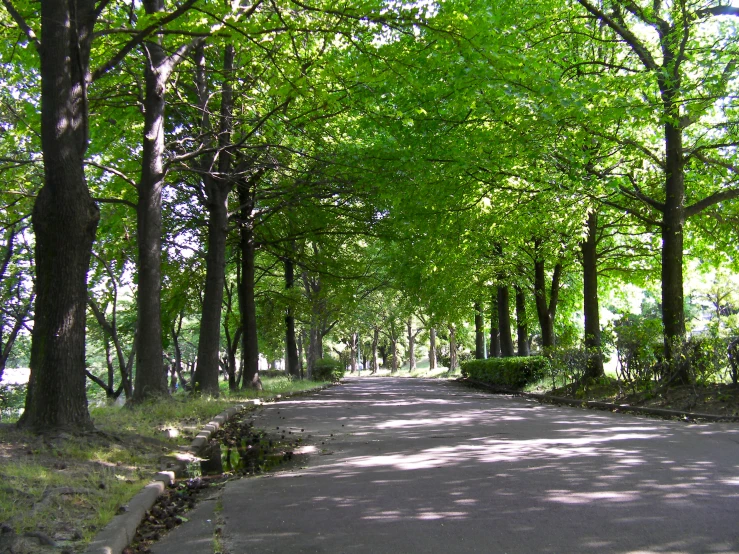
left=575, top=0, right=739, bottom=377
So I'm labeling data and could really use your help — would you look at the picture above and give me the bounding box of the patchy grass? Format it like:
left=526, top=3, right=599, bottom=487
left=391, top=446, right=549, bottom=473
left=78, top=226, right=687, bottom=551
left=0, top=376, right=330, bottom=553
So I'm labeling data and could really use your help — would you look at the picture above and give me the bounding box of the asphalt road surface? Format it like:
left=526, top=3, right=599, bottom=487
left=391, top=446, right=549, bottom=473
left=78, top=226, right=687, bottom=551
left=216, top=378, right=739, bottom=553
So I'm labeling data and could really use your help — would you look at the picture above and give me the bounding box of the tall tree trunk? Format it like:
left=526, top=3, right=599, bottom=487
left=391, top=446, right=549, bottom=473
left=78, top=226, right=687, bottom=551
left=429, top=328, right=437, bottom=369
left=515, top=286, right=530, bottom=357
left=662, top=118, right=688, bottom=382
left=582, top=211, right=604, bottom=378
left=20, top=0, right=100, bottom=431
left=498, top=286, right=514, bottom=357
left=489, top=291, right=501, bottom=358
left=534, top=244, right=562, bottom=351
left=390, top=338, right=398, bottom=373
left=407, top=319, right=417, bottom=370
left=195, top=44, right=234, bottom=395
left=297, top=332, right=304, bottom=377
left=448, top=324, right=458, bottom=371
left=238, top=199, right=261, bottom=390
left=350, top=332, right=358, bottom=373
left=134, top=0, right=169, bottom=401
left=371, top=328, right=379, bottom=373
left=474, top=301, right=485, bottom=359
left=284, top=254, right=299, bottom=377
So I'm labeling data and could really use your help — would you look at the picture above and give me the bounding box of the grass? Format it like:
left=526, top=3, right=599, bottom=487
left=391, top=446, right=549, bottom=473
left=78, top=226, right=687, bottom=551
left=0, top=374, right=330, bottom=552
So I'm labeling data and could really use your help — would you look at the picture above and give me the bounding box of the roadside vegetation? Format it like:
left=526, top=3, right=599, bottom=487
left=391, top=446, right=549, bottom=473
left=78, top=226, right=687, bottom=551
left=0, top=376, right=328, bottom=552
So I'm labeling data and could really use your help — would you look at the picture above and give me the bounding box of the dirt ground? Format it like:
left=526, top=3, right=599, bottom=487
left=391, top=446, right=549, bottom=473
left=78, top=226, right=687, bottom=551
left=552, top=381, right=739, bottom=418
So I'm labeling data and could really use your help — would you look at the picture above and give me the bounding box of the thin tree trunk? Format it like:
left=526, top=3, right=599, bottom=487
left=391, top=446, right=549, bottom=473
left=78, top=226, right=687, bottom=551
left=20, top=0, right=100, bottom=431
left=429, top=328, right=437, bottom=369
left=489, top=291, right=501, bottom=358
left=372, top=328, right=379, bottom=373
left=515, top=285, right=530, bottom=357
left=449, top=324, right=458, bottom=371
left=239, top=205, right=261, bottom=390
left=474, top=301, right=485, bottom=359
left=498, top=286, right=514, bottom=357
left=407, top=319, right=417, bottom=370
left=284, top=254, right=299, bottom=377
left=582, top=211, right=604, bottom=378
left=350, top=332, right=358, bottom=372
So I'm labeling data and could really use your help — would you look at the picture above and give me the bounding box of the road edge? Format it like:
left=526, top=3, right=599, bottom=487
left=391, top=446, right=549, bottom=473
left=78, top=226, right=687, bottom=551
left=83, top=383, right=335, bottom=554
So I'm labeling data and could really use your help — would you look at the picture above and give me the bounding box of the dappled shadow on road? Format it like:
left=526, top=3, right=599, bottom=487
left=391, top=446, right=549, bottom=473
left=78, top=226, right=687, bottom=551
left=246, top=378, right=739, bottom=553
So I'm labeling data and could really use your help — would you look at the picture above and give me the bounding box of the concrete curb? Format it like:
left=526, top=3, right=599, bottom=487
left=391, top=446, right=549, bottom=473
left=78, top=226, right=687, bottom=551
left=462, top=378, right=739, bottom=423
left=84, top=383, right=335, bottom=554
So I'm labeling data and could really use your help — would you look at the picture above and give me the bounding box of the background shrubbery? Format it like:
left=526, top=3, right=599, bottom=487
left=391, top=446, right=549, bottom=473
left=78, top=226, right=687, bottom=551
left=461, top=357, right=550, bottom=389
left=311, top=357, right=346, bottom=382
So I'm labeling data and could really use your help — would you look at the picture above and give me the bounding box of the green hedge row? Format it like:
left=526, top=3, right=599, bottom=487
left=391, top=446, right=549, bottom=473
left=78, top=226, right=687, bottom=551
left=311, top=357, right=346, bottom=382
left=461, top=356, right=550, bottom=389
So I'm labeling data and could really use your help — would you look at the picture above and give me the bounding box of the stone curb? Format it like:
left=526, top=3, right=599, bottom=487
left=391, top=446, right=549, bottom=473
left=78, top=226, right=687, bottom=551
left=84, top=383, right=335, bottom=554
left=462, top=378, right=739, bottom=423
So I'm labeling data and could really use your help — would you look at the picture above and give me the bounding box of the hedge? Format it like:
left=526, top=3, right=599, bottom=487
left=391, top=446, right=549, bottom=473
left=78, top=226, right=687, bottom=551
left=461, top=356, right=550, bottom=389
left=311, top=357, right=346, bottom=382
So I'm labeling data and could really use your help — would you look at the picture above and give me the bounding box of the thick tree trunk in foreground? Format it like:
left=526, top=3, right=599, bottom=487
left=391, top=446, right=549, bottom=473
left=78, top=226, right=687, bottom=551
left=489, top=292, right=501, bottom=358
left=515, top=286, right=530, bottom=357
left=195, top=44, right=235, bottom=395
left=662, top=120, right=688, bottom=382
left=135, top=0, right=169, bottom=401
left=20, top=0, right=100, bottom=431
left=498, top=286, right=514, bottom=357
left=582, top=211, right=604, bottom=378
left=474, top=302, right=485, bottom=359
left=429, top=328, right=437, bottom=369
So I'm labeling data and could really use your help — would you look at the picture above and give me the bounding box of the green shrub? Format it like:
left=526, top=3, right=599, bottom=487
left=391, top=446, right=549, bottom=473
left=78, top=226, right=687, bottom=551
left=311, top=358, right=345, bottom=382
left=461, top=357, right=550, bottom=389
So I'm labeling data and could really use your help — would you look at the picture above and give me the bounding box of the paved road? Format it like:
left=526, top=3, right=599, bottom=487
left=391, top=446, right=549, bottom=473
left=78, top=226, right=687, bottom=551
left=161, top=378, right=739, bottom=553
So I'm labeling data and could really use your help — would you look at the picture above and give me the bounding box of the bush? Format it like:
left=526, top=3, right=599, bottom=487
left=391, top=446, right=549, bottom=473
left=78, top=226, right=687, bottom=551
left=0, top=383, right=27, bottom=422
left=311, top=358, right=345, bottom=382
left=461, top=357, right=550, bottom=389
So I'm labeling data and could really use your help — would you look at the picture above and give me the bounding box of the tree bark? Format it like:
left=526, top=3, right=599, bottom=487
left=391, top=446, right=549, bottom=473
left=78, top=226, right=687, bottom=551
left=515, top=285, right=530, bottom=357
left=429, top=327, right=437, bottom=369
left=534, top=243, right=562, bottom=350
left=448, top=324, right=458, bottom=371
left=489, top=291, right=501, bottom=358
left=349, top=332, right=358, bottom=372
left=474, top=301, right=485, bottom=359
left=238, top=185, right=261, bottom=390
left=498, top=286, right=514, bottom=357
left=20, top=0, right=100, bottom=431
left=662, top=118, right=688, bottom=382
left=134, top=0, right=169, bottom=401
left=582, top=211, right=604, bottom=378
left=194, top=44, right=235, bottom=395
left=371, top=328, right=379, bottom=373
left=407, top=319, right=417, bottom=370
left=284, top=254, right=299, bottom=377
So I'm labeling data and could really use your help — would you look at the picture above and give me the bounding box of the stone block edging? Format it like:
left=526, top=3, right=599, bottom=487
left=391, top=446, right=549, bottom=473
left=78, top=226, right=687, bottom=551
left=84, top=383, right=334, bottom=554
